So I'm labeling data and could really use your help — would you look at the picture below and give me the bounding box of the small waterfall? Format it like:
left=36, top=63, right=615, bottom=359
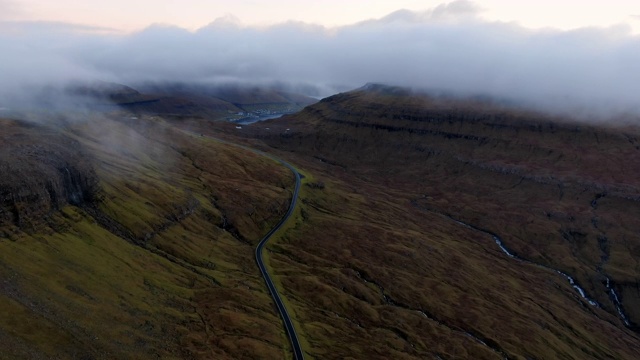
left=554, top=270, right=598, bottom=307
left=493, top=236, right=516, bottom=258
left=606, top=278, right=631, bottom=326
left=62, top=167, right=82, bottom=205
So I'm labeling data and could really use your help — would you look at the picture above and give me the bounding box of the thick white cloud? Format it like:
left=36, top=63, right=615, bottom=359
left=1, top=1, right=640, bottom=118
left=0, top=0, right=24, bottom=21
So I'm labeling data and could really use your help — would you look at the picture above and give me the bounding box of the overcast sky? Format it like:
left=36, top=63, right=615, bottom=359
left=1, top=0, right=640, bottom=118
left=3, top=0, right=640, bottom=33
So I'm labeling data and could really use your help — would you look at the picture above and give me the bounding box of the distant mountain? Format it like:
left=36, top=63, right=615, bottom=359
left=7, top=80, right=318, bottom=121
left=127, top=82, right=318, bottom=120
left=65, top=80, right=146, bottom=103
left=142, top=82, right=317, bottom=106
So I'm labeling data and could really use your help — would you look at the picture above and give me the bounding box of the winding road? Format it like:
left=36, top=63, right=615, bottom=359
left=254, top=158, right=305, bottom=360
left=181, top=129, right=305, bottom=360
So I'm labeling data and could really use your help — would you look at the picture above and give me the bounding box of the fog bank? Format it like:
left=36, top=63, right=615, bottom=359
left=1, top=0, right=639, bottom=119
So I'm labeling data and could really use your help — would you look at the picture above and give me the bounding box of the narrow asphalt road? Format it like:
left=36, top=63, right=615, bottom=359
left=180, top=129, right=305, bottom=360
left=254, top=159, right=305, bottom=360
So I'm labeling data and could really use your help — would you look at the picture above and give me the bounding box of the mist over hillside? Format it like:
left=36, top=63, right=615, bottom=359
left=1, top=0, right=640, bottom=119
left=2, top=2, right=640, bottom=359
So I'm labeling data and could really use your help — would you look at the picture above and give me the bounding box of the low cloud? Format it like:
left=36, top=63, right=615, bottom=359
left=1, top=0, right=640, bottom=119
left=0, top=0, right=25, bottom=21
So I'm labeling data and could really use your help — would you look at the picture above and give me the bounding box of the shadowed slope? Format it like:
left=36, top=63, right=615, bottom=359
left=203, top=85, right=640, bottom=359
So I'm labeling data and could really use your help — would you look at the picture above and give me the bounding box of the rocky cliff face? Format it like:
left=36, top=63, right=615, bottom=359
left=0, top=119, right=99, bottom=229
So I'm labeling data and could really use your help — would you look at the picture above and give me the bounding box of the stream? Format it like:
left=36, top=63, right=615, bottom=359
left=606, top=277, right=631, bottom=326
left=235, top=113, right=285, bottom=125
left=494, top=235, right=599, bottom=306
left=447, top=213, right=640, bottom=328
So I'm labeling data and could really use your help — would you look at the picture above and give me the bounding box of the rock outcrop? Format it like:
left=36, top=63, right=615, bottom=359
left=0, top=119, right=99, bottom=229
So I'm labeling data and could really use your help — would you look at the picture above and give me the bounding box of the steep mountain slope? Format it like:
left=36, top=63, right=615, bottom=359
left=0, top=119, right=99, bottom=230
left=0, top=114, right=296, bottom=359
left=202, top=85, right=640, bottom=359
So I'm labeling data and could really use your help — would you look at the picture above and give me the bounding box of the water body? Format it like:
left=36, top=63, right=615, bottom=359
left=236, top=113, right=285, bottom=125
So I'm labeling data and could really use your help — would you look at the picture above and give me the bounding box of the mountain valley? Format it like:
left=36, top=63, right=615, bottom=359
left=1, top=84, right=640, bottom=359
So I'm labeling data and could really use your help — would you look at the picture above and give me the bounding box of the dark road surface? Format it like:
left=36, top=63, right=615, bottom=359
left=183, top=129, right=305, bottom=360
left=254, top=159, right=304, bottom=360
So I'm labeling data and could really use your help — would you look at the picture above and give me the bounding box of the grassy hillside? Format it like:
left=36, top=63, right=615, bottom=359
left=196, top=85, right=640, bottom=359
left=3, top=83, right=640, bottom=359
left=0, top=114, right=295, bottom=359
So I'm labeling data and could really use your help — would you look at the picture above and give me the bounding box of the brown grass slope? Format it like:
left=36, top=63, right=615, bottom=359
left=3, top=80, right=640, bottom=359
left=202, top=85, right=640, bottom=359
left=0, top=114, right=295, bottom=359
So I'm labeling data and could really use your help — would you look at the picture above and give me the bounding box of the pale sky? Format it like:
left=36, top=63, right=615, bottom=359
left=2, top=0, right=640, bottom=33
left=2, top=0, right=640, bottom=119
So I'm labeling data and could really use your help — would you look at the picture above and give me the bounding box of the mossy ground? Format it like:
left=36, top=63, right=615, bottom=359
left=189, top=89, right=640, bottom=359
left=3, top=86, right=640, bottom=359
left=0, top=114, right=294, bottom=359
